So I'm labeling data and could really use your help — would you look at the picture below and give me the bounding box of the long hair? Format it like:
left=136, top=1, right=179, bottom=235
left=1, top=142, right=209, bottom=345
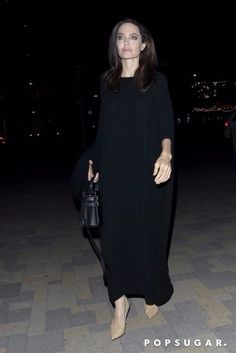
left=102, top=18, right=158, bottom=92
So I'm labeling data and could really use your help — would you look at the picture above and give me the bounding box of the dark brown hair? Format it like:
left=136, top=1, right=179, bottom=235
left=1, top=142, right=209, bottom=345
left=102, top=18, right=158, bottom=91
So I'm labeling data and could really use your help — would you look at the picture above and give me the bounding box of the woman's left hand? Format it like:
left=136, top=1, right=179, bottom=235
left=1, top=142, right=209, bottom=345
left=153, top=153, right=172, bottom=184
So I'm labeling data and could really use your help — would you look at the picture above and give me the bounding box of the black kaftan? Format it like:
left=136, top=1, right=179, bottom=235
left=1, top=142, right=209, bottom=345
left=94, top=71, right=174, bottom=308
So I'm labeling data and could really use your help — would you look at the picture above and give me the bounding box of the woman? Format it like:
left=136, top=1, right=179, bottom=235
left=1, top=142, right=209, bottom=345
left=87, top=18, right=175, bottom=340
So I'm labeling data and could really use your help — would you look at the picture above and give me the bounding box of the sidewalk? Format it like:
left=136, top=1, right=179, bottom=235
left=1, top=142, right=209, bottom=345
left=0, top=160, right=236, bottom=353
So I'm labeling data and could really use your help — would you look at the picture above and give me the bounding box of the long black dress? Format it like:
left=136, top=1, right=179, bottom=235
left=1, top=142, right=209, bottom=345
left=93, top=71, right=174, bottom=308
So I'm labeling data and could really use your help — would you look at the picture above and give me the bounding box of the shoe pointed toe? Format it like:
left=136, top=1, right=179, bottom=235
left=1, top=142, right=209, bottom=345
left=110, top=297, right=130, bottom=340
left=144, top=303, right=159, bottom=319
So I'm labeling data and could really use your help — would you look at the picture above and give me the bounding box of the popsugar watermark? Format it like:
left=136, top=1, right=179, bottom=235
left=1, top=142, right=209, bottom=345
left=143, top=338, right=227, bottom=348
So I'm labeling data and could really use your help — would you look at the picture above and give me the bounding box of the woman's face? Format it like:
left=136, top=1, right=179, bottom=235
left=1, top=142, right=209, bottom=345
left=116, top=22, right=146, bottom=60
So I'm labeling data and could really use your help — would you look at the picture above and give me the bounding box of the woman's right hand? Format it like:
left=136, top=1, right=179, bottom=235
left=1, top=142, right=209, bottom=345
left=88, top=160, right=99, bottom=182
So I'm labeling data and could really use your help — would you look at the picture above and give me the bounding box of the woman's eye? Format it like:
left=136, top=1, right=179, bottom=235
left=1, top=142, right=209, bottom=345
left=131, top=35, right=138, bottom=40
left=117, top=35, right=123, bottom=40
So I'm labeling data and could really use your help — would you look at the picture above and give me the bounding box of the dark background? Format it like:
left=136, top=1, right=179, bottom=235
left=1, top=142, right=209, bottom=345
left=0, top=0, right=236, bottom=174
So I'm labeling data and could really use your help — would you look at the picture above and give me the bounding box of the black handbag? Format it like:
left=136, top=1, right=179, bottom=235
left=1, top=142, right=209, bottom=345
left=80, top=177, right=107, bottom=284
left=80, top=177, right=100, bottom=228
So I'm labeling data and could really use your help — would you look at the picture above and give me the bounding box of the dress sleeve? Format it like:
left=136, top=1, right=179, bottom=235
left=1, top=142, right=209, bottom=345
left=92, top=77, right=105, bottom=173
left=70, top=78, right=104, bottom=198
left=155, top=72, right=174, bottom=143
left=70, top=145, right=96, bottom=199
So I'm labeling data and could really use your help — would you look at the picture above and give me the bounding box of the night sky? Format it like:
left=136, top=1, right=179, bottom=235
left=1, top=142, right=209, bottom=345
left=1, top=0, right=236, bottom=147
left=1, top=1, right=236, bottom=80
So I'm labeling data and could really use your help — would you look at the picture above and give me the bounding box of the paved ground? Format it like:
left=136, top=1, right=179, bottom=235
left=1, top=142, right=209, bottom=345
left=0, top=154, right=236, bottom=353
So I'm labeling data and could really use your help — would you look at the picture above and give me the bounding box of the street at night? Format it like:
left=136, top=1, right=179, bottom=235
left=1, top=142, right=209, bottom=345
left=1, top=1, right=236, bottom=352
left=1, top=141, right=236, bottom=351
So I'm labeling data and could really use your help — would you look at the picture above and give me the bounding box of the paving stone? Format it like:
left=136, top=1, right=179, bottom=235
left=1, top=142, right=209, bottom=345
left=0, top=301, right=9, bottom=325
left=0, top=336, right=8, bottom=348
left=25, top=262, right=46, bottom=276
left=6, top=291, right=34, bottom=305
left=151, top=323, right=179, bottom=344
left=1, top=254, right=19, bottom=266
left=45, top=308, right=71, bottom=331
left=48, top=280, right=62, bottom=286
left=120, top=326, right=157, bottom=353
left=0, top=284, right=22, bottom=299
left=28, top=308, right=46, bottom=335
left=0, top=321, right=28, bottom=336
left=8, top=302, right=32, bottom=311
left=4, top=264, right=27, bottom=272
left=89, top=322, right=110, bottom=333
left=222, top=298, right=236, bottom=314
left=174, top=300, right=209, bottom=321
left=163, top=308, right=210, bottom=338
left=171, top=273, right=196, bottom=281
left=212, top=324, right=236, bottom=351
left=6, top=307, right=32, bottom=324
left=26, top=330, right=64, bottom=353
left=6, top=333, right=27, bottom=353
left=89, top=279, right=108, bottom=301
left=195, top=271, right=236, bottom=289
left=64, top=328, right=124, bottom=353
left=70, top=311, right=97, bottom=327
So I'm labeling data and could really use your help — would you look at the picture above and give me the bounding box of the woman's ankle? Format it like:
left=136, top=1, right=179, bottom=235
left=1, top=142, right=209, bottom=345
left=115, top=295, right=126, bottom=305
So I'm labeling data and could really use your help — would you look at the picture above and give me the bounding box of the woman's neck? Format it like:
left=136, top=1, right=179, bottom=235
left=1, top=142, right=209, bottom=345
left=121, top=59, right=139, bottom=77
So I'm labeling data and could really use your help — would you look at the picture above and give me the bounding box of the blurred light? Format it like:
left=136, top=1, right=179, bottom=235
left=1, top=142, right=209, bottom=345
left=28, top=81, right=33, bottom=86
left=193, top=73, right=197, bottom=77
left=37, top=133, right=40, bottom=136
left=32, top=110, right=35, bottom=114
left=88, top=110, right=92, bottom=115
left=56, top=132, right=60, bottom=135
left=224, top=121, right=229, bottom=127
left=24, top=24, right=28, bottom=28
left=93, top=94, right=98, bottom=98
left=0, top=135, right=6, bottom=144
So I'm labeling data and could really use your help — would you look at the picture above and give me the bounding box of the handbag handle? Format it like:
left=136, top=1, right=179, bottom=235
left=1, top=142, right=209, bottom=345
left=88, top=176, right=99, bottom=193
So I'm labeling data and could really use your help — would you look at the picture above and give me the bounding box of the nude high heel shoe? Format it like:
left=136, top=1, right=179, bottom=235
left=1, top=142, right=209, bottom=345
left=144, top=303, right=159, bottom=319
left=111, top=296, right=130, bottom=340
